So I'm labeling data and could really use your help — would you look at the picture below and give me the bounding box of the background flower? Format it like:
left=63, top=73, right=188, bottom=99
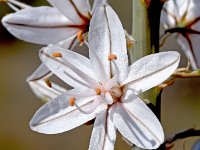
left=161, top=0, right=200, bottom=69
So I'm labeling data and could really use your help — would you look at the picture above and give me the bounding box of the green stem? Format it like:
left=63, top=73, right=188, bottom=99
left=130, top=0, right=165, bottom=149
left=130, top=0, right=151, bottom=63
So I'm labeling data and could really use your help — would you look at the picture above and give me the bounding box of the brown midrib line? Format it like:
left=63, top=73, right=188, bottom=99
left=103, top=5, right=113, bottom=79
left=102, top=110, right=109, bottom=149
left=34, top=101, right=93, bottom=126
left=121, top=104, right=162, bottom=143
left=35, top=81, right=59, bottom=96
left=6, top=21, right=86, bottom=29
left=124, top=55, right=180, bottom=87
left=69, top=0, right=90, bottom=24
left=28, top=71, right=51, bottom=81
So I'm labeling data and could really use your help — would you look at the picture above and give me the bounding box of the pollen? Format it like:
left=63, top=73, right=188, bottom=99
left=44, top=78, right=52, bottom=88
left=77, top=31, right=84, bottom=43
left=52, top=52, right=62, bottom=57
left=69, top=97, right=76, bottom=106
left=95, top=88, right=101, bottom=95
left=108, top=54, right=117, bottom=61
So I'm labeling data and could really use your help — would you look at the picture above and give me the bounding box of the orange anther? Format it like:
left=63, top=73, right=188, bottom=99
left=52, top=52, right=62, bottom=57
left=108, top=54, right=117, bottom=61
left=95, top=88, right=101, bottom=95
left=44, top=78, right=52, bottom=88
left=69, top=97, right=76, bottom=106
left=77, top=31, right=84, bottom=43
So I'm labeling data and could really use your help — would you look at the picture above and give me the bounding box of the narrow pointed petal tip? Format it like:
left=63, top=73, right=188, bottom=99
left=26, top=63, right=52, bottom=82
left=89, top=4, right=128, bottom=82
left=110, top=97, right=164, bottom=149
left=123, top=51, right=180, bottom=94
left=2, top=6, right=78, bottom=45
left=89, top=111, right=116, bottom=150
left=29, top=94, right=106, bottom=134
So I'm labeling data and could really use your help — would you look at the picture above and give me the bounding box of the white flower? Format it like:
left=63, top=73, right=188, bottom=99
left=2, top=0, right=106, bottom=46
left=161, top=0, right=200, bottom=69
left=2, top=0, right=106, bottom=82
left=30, top=4, right=180, bottom=149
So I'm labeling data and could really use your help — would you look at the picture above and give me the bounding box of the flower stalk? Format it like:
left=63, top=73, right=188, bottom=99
left=131, top=1, right=165, bottom=149
left=130, top=0, right=151, bottom=63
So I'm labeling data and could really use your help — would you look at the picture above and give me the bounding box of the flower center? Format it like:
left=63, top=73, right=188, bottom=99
left=110, top=86, right=123, bottom=101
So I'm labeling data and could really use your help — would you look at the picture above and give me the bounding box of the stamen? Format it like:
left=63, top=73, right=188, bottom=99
left=65, top=90, right=96, bottom=97
left=95, top=88, right=101, bottom=95
left=74, top=97, right=101, bottom=114
left=52, top=52, right=62, bottom=58
left=108, top=54, right=117, bottom=61
left=51, top=83, right=66, bottom=94
left=44, top=78, right=52, bottom=88
left=61, top=57, right=100, bottom=88
left=77, top=31, right=84, bottom=43
left=69, top=97, right=76, bottom=106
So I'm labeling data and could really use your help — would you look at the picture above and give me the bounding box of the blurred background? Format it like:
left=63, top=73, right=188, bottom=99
left=0, top=0, right=200, bottom=150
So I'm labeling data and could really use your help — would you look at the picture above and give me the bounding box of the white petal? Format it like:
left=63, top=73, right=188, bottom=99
left=89, top=110, right=116, bottom=150
left=53, top=34, right=78, bottom=49
left=104, top=92, right=113, bottom=105
left=160, top=6, right=176, bottom=28
left=30, top=94, right=106, bottom=134
left=89, top=4, right=128, bottom=82
left=2, top=6, right=79, bottom=45
left=110, top=96, right=164, bottom=149
left=177, top=34, right=199, bottom=69
left=28, top=80, right=66, bottom=101
left=26, top=63, right=52, bottom=82
left=47, top=0, right=91, bottom=24
left=91, top=0, right=107, bottom=13
left=122, top=51, right=180, bottom=94
left=40, top=46, right=97, bottom=88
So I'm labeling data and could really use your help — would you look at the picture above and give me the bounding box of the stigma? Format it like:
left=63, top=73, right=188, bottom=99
left=110, top=86, right=122, bottom=100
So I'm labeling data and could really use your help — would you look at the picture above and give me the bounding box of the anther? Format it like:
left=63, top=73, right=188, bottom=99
left=77, top=31, right=84, bottom=43
left=69, top=97, right=76, bottom=106
left=108, top=54, right=117, bottom=61
left=44, top=78, right=52, bottom=88
left=52, top=52, right=62, bottom=57
left=95, top=88, right=101, bottom=95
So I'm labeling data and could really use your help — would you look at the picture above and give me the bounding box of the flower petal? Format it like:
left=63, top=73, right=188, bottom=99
left=2, top=6, right=79, bottom=45
left=177, top=34, right=199, bottom=69
left=30, top=94, right=106, bottom=134
left=91, top=0, right=107, bottom=14
left=40, top=46, right=97, bottom=89
left=47, top=0, right=91, bottom=24
left=89, top=110, right=116, bottom=150
left=110, top=95, right=164, bottom=149
left=89, top=4, right=128, bottom=82
left=28, top=80, right=66, bottom=102
left=122, top=51, right=180, bottom=94
left=26, top=63, right=52, bottom=82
